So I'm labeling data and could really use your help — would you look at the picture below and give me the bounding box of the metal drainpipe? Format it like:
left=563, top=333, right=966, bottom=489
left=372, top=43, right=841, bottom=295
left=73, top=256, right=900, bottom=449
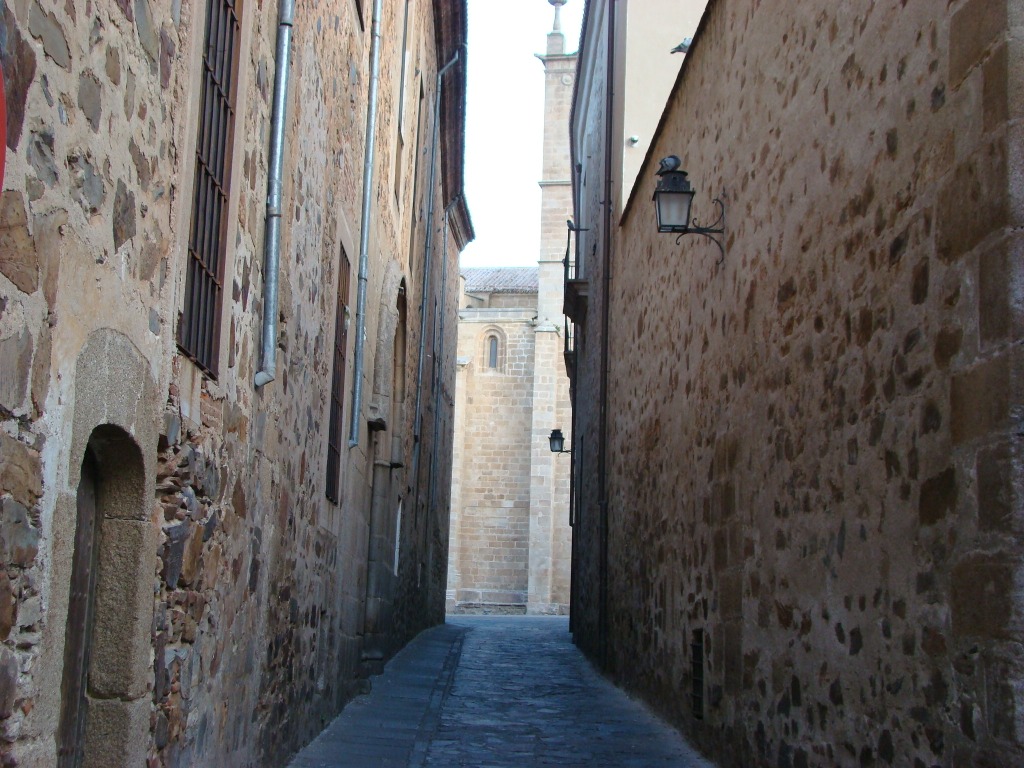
left=426, top=201, right=458, bottom=520
left=348, top=0, right=385, bottom=444
left=254, top=0, right=295, bottom=388
left=410, top=48, right=462, bottom=510
left=597, top=0, right=616, bottom=668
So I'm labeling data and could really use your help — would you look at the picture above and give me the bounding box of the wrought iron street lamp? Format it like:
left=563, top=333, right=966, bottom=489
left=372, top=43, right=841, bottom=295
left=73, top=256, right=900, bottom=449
left=548, top=429, right=570, bottom=454
left=653, top=155, right=725, bottom=262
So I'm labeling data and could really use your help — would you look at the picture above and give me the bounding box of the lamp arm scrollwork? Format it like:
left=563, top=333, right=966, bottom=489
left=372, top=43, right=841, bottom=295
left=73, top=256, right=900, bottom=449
left=675, top=195, right=726, bottom=264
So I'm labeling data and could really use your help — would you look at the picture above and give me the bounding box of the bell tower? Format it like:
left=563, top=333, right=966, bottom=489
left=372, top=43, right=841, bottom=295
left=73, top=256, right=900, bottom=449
left=527, top=0, right=577, bottom=613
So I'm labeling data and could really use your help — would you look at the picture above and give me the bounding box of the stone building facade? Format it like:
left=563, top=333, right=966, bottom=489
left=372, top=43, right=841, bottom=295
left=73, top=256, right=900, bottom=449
left=447, top=9, right=574, bottom=616
left=567, top=0, right=1022, bottom=766
left=447, top=268, right=571, bottom=614
left=0, top=0, right=471, bottom=765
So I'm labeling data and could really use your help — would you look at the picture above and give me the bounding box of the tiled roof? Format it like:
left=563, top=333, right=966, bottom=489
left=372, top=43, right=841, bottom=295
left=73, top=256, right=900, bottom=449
left=462, top=267, right=539, bottom=294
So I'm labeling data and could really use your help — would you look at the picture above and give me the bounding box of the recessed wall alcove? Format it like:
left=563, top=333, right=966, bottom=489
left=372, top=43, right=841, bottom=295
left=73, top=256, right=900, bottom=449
left=44, top=328, right=159, bottom=767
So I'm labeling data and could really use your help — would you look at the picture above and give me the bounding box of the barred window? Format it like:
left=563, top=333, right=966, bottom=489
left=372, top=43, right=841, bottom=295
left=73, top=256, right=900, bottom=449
left=326, top=249, right=352, bottom=504
left=178, top=0, right=240, bottom=376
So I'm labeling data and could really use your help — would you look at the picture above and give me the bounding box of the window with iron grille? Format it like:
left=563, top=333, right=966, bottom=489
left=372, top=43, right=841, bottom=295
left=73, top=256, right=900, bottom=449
left=178, top=0, right=240, bottom=376
left=326, top=249, right=352, bottom=503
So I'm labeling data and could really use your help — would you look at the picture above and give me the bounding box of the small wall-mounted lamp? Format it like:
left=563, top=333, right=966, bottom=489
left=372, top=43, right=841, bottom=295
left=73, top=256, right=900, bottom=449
left=653, top=155, right=725, bottom=262
left=548, top=429, right=571, bottom=454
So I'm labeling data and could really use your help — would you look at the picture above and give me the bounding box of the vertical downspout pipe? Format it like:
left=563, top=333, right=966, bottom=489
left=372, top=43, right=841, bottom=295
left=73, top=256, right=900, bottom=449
left=348, top=0, right=385, bottom=444
left=410, top=48, right=462, bottom=502
left=255, top=0, right=296, bottom=388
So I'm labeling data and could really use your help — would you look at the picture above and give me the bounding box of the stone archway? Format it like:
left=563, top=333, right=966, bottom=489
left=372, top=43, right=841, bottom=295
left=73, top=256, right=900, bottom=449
left=57, top=445, right=98, bottom=766
left=43, top=329, right=158, bottom=767
left=58, top=424, right=149, bottom=767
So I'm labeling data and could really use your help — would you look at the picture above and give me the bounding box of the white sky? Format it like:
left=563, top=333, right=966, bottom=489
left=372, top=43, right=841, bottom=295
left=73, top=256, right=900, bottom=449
left=459, top=0, right=585, bottom=269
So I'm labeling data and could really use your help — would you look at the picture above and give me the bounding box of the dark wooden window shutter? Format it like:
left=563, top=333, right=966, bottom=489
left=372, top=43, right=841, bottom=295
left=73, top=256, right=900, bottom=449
left=326, top=249, right=352, bottom=503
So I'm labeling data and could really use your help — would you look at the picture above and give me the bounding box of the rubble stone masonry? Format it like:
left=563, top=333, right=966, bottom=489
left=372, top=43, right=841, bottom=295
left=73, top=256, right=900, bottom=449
left=0, top=0, right=468, bottom=765
left=571, top=0, right=1023, bottom=765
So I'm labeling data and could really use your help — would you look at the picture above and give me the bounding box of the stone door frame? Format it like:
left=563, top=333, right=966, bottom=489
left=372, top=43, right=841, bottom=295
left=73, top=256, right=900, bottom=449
left=40, top=329, right=159, bottom=767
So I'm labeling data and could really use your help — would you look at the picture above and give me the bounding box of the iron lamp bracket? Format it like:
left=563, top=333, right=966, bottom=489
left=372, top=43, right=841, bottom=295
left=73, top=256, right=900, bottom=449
left=673, top=195, right=726, bottom=264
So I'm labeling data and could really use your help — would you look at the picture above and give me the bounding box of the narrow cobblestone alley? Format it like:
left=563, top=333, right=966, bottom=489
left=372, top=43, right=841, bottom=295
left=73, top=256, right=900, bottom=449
left=288, top=616, right=713, bottom=767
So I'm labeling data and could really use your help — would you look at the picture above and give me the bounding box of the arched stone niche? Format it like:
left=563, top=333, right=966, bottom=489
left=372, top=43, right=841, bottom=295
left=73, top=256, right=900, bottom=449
left=45, top=328, right=159, bottom=767
left=371, top=260, right=408, bottom=425
left=479, top=325, right=507, bottom=372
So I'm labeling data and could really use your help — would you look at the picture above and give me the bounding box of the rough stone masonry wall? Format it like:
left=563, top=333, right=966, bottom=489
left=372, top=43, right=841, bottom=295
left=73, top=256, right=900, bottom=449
left=138, top=2, right=414, bottom=762
left=595, top=0, right=1022, bottom=766
left=0, top=0, right=458, bottom=765
left=0, top=0, right=186, bottom=763
left=391, top=214, right=462, bottom=637
left=151, top=0, right=455, bottom=762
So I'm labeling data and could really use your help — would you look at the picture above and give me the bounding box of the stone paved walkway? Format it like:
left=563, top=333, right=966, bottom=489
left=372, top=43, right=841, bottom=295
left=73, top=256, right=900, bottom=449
left=288, top=615, right=714, bottom=768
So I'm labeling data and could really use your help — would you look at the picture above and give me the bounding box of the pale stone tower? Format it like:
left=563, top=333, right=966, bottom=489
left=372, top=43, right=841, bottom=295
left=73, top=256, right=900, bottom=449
left=447, top=2, right=576, bottom=614
left=529, top=0, right=575, bottom=613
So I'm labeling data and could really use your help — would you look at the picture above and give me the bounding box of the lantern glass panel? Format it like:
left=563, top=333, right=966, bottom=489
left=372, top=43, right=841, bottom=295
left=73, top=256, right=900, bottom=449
left=657, top=189, right=694, bottom=232
left=549, top=429, right=565, bottom=453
